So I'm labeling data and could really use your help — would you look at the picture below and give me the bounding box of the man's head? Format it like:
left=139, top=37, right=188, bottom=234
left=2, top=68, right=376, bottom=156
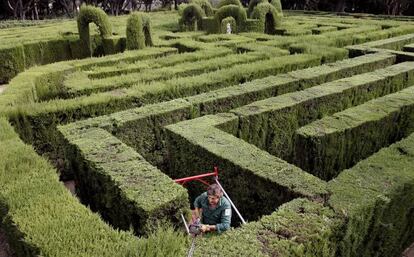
left=207, top=184, right=223, bottom=206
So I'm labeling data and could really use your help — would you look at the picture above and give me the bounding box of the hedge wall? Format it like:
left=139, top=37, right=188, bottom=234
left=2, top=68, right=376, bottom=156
left=214, top=5, right=247, bottom=33
left=0, top=117, right=141, bottom=257
left=328, top=132, right=414, bottom=257
left=193, top=132, right=414, bottom=256
left=179, top=4, right=206, bottom=31
left=189, top=0, right=214, bottom=16
left=54, top=53, right=395, bottom=188
left=58, top=124, right=190, bottom=235
left=194, top=198, right=341, bottom=257
left=230, top=62, right=414, bottom=165
left=165, top=113, right=327, bottom=223
left=77, top=5, right=112, bottom=56
left=295, top=85, right=414, bottom=180
left=217, top=0, right=242, bottom=8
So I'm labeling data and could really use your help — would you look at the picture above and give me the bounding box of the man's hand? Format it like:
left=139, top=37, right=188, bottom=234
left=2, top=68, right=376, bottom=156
left=200, top=225, right=216, bottom=233
left=200, top=224, right=208, bottom=233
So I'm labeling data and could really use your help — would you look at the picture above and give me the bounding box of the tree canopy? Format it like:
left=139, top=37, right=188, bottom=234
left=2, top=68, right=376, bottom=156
left=0, top=0, right=413, bottom=20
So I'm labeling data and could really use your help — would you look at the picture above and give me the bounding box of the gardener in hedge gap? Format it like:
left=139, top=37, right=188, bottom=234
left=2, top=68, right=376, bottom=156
left=193, top=183, right=232, bottom=233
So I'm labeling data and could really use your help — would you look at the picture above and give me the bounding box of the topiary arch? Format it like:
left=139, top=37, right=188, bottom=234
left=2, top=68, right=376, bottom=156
left=77, top=5, right=112, bottom=55
left=179, top=4, right=206, bottom=31
left=214, top=5, right=247, bottom=33
left=189, top=0, right=214, bottom=16
left=221, top=16, right=237, bottom=33
left=126, top=12, right=153, bottom=50
left=217, top=0, right=242, bottom=8
left=247, top=0, right=283, bottom=17
left=141, top=15, right=154, bottom=47
left=250, top=2, right=282, bottom=33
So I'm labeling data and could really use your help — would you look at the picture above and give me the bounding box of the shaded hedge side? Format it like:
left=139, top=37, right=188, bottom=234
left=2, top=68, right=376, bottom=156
left=58, top=124, right=190, bottom=236
left=231, top=62, right=414, bottom=165
left=0, top=117, right=141, bottom=257
left=295, top=85, right=414, bottom=180
left=77, top=5, right=112, bottom=56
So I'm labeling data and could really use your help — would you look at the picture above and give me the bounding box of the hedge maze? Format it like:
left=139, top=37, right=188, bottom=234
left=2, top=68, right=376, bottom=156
left=1, top=5, right=414, bottom=257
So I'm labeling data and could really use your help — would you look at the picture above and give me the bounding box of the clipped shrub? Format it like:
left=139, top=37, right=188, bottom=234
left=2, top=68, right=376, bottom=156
left=189, top=0, right=214, bottom=16
left=247, top=0, right=282, bottom=17
left=247, top=0, right=264, bottom=16
left=179, top=4, right=205, bottom=31
left=126, top=12, right=153, bottom=50
left=221, top=17, right=237, bottom=34
left=270, top=0, right=282, bottom=13
left=214, top=5, right=247, bottom=33
left=217, top=0, right=242, bottom=8
left=0, top=46, right=25, bottom=84
left=141, top=14, right=154, bottom=47
left=77, top=5, right=112, bottom=55
left=251, top=2, right=281, bottom=33
left=202, top=17, right=219, bottom=33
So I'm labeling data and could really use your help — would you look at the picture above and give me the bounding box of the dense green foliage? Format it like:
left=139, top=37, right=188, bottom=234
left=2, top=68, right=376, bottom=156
left=189, top=0, right=214, bottom=16
left=179, top=4, right=206, bottom=31
left=217, top=0, right=242, bottom=8
left=1, top=10, right=414, bottom=257
left=77, top=5, right=112, bottom=55
left=126, top=12, right=153, bottom=50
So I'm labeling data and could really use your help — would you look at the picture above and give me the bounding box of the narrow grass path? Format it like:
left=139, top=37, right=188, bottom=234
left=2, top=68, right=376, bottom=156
left=0, top=85, right=6, bottom=95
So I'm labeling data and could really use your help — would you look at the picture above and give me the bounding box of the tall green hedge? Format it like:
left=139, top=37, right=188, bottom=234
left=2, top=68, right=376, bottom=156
left=217, top=0, right=242, bottom=8
left=77, top=4, right=112, bottom=56
left=126, top=13, right=153, bottom=50
left=295, top=86, right=414, bottom=180
left=0, top=117, right=141, bottom=257
left=214, top=5, right=247, bottom=33
left=189, top=0, right=214, bottom=16
left=250, top=3, right=281, bottom=34
left=231, top=62, right=414, bottom=165
left=247, top=0, right=283, bottom=17
left=221, top=17, right=237, bottom=34
left=179, top=4, right=206, bottom=31
left=0, top=46, right=25, bottom=84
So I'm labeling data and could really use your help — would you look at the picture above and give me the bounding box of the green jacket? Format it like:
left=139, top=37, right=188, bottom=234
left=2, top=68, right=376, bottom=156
left=194, top=192, right=232, bottom=233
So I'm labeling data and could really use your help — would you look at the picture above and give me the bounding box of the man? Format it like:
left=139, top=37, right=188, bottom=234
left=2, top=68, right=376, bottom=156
left=193, top=183, right=232, bottom=233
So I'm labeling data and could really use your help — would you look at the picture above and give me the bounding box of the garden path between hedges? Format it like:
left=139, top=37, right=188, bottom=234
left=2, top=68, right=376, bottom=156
left=0, top=84, right=6, bottom=94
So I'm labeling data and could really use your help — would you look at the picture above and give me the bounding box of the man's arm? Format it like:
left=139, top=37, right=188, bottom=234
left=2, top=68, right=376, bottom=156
left=215, top=206, right=232, bottom=233
left=201, top=207, right=231, bottom=233
left=194, top=208, right=202, bottom=221
left=193, top=194, right=204, bottom=222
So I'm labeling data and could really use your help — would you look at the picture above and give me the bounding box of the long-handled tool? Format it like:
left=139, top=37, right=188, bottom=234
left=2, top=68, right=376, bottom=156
left=181, top=213, right=201, bottom=257
left=176, top=167, right=247, bottom=257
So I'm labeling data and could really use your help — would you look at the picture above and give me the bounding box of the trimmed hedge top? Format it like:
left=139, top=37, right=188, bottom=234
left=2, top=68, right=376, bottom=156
left=0, top=117, right=141, bottom=257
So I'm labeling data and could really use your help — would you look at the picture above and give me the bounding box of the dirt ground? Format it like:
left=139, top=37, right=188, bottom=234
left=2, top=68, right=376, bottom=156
left=404, top=243, right=414, bottom=257
left=0, top=228, right=14, bottom=257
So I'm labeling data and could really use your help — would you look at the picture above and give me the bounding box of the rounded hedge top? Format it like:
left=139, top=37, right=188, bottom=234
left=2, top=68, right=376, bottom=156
left=181, top=3, right=206, bottom=29
left=77, top=4, right=112, bottom=41
left=126, top=13, right=145, bottom=50
left=248, top=0, right=282, bottom=17
left=251, top=2, right=282, bottom=31
left=215, top=5, right=247, bottom=29
left=217, top=0, right=242, bottom=8
left=189, top=0, right=214, bottom=16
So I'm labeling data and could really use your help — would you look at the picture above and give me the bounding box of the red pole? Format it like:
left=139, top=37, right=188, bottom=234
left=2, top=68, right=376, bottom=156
left=174, top=170, right=218, bottom=184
